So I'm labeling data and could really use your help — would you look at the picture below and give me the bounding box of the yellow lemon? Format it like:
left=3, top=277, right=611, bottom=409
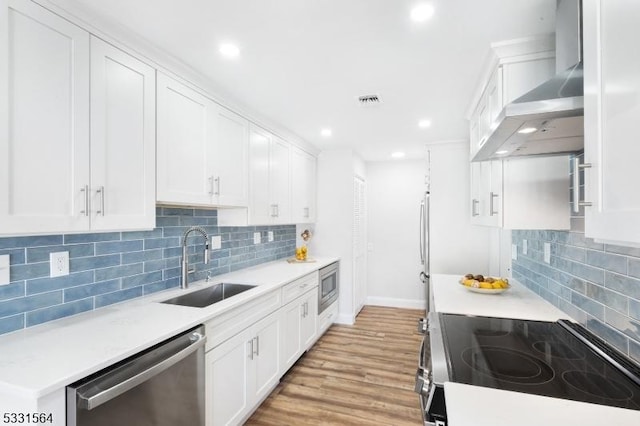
left=479, top=282, right=492, bottom=289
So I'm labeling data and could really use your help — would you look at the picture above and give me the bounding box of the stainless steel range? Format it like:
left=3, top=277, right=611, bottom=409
left=415, top=312, right=640, bottom=425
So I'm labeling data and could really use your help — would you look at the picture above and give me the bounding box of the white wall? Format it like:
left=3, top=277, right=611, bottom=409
left=366, top=142, right=491, bottom=308
left=313, top=149, right=365, bottom=324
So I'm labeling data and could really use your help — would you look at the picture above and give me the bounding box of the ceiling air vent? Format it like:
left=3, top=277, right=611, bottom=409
left=357, top=94, right=382, bottom=107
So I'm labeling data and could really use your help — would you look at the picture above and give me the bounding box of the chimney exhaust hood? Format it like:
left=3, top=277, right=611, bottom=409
left=472, top=0, right=584, bottom=162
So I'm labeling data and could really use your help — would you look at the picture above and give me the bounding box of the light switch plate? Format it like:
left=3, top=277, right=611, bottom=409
left=544, top=243, right=551, bottom=264
left=523, top=239, right=528, bottom=255
left=253, top=232, right=261, bottom=244
left=268, top=231, right=274, bottom=242
left=50, top=251, right=69, bottom=277
left=211, top=235, right=222, bottom=250
left=511, top=244, right=518, bottom=260
left=0, top=254, right=10, bottom=285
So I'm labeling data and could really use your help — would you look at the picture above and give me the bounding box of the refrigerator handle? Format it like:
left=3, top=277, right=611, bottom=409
left=419, top=200, right=425, bottom=265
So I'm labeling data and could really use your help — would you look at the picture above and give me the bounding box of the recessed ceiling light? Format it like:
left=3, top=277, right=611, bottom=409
left=219, top=43, right=240, bottom=58
left=321, top=128, right=332, bottom=137
left=411, top=4, right=435, bottom=22
left=391, top=152, right=406, bottom=159
left=418, top=119, right=432, bottom=128
left=518, top=127, right=538, bottom=134
left=496, top=150, right=509, bottom=155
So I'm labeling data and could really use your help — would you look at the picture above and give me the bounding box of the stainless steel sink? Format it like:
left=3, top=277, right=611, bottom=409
left=161, top=283, right=257, bottom=308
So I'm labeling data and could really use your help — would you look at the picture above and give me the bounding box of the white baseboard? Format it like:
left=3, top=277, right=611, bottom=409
left=333, top=313, right=355, bottom=325
left=365, top=296, right=425, bottom=310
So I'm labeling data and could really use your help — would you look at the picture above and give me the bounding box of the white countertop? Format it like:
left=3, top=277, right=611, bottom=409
left=431, top=273, right=570, bottom=322
left=431, top=274, right=640, bottom=425
left=445, top=383, right=640, bottom=426
left=0, top=257, right=337, bottom=402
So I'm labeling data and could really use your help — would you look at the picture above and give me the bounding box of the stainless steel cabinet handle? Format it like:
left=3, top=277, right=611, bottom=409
left=248, top=339, right=254, bottom=360
left=214, top=177, right=220, bottom=196
left=78, top=332, right=206, bottom=410
left=490, top=192, right=499, bottom=216
left=270, top=204, right=277, bottom=217
left=275, top=204, right=279, bottom=217
left=96, top=186, right=105, bottom=216
left=80, top=185, right=89, bottom=216
left=254, top=336, right=259, bottom=356
left=208, top=176, right=214, bottom=196
left=472, top=199, right=480, bottom=217
left=304, top=207, right=309, bottom=218
left=572, top=158, right=593, bottom=213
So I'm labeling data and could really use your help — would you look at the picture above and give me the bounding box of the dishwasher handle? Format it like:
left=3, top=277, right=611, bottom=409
left=77, top=330, right=206, bottom=410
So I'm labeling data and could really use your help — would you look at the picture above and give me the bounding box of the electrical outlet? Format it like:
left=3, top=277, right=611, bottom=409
left=50, top=251, right=69, bottom=277
left=0, top=254, right=10, bottom=286
left=268, top=231, right=274, bottom=242
left=523, top=239, right=528, bottom=255
left=511, top=244, right=518, bottom=260
left=544, top=243, right=551, bottom=264
left=253, top=232, right=261, bottom=244
left=211, top=235, right=222, bottom=250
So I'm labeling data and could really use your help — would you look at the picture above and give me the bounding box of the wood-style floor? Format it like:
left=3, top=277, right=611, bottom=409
left=246, top=305, right=424, bottom=425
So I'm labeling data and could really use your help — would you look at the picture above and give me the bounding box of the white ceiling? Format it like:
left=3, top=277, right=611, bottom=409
left=62, top=0, right=556, bottom=161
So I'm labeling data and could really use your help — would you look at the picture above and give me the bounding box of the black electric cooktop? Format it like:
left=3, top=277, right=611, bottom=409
left=439, top=314, right=640, bottom=411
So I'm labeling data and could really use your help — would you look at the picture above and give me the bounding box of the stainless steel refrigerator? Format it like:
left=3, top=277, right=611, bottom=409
left=418, top=152, right=431, bottom=333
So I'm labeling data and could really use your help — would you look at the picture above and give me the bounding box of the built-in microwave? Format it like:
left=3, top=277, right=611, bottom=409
left=318, top=261, right=339, bottom=314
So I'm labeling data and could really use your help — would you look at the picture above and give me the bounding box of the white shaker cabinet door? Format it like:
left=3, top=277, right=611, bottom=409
left=251, top=311, right=281, bottom=404
left=248, top=125, right=273, bottom=224
left=584, top=0, right=640, bottom=244
left=90, top=37, right=156, bottom=231
left=0, top=0, right=90, bottom=234
left=156, top=73, right=212, bottom=206
left=206, top=327, right=252, bottom=426
left=291, top=147, right=317, bottom=223
left=211, top=106, right=249, bottom=207
left=270, top=136, right=291, bottom=224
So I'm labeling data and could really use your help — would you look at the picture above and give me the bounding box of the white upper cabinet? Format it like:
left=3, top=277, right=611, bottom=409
left=583, top=0, right=640, bottom=245
left=157, top=73, right=213, bottom=206
left=90, top=36, right=156, bottom=231
left=211, top=107, right=249, bottom=207
left=157, top=73, right=249, bottom=208
left=470, top=157, right=570, bottom=230
left=0, top=0, right=91, bottom=235
left=290, top=146, right=317, bottom=223
left=0, top=1, right=155, bottom=235
left=247, top=125, right=291, bottom=225
left=468, top=35, right=555, bottom=159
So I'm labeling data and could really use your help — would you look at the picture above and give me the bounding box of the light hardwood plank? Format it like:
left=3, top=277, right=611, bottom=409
left=245, top=306, right=424, bottom=425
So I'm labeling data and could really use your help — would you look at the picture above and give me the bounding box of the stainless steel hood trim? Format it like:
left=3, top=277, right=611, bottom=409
left=471, top=0, right=584, bottom=162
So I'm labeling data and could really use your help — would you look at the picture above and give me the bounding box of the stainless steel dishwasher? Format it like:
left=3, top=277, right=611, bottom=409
left=66, top=326, right=206, bottom=426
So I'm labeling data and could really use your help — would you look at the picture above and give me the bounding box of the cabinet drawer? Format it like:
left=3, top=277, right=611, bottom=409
left=205, top=288, right=281, bottom=351
left=281, top=272, right=318, bottom=305
left=317, top=300, right=338, bottom=335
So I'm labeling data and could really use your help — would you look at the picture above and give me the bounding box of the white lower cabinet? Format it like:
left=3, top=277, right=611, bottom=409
left=280, top=287, right=318, bottom=373
left=206, top=309, right=280, bottom=426
left=317, top=300, right=338, bottom=336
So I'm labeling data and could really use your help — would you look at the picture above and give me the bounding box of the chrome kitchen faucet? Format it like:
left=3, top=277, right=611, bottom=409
left=181, top=226, right=210, bottom=289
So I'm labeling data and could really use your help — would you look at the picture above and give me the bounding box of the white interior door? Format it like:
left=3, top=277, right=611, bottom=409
left=353, top=175, right=366, bottom=316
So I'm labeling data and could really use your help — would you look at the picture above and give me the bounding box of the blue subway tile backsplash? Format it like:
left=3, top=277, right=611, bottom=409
left=0, top=207, right=296, bottom=335
left=513, top=228, right=640, bottom=363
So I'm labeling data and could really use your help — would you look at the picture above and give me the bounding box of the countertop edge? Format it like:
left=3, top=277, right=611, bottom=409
left=0, top=257, right=339, bottom=400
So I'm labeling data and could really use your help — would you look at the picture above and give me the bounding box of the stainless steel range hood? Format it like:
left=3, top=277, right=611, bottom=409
left=472, top=0, right=584, bottom=162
